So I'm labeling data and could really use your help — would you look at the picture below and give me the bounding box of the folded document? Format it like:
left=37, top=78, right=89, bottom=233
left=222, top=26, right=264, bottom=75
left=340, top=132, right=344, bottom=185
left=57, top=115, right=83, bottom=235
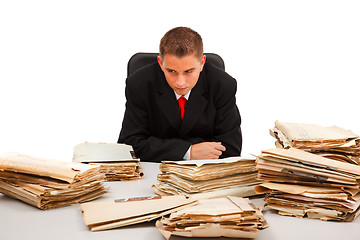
left=80, top=195, right=197, bottom=231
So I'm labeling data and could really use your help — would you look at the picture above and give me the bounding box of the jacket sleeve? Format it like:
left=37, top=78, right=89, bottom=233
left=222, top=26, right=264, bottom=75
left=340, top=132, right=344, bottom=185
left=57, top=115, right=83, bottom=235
left=211, top=77, right=242, bottom=158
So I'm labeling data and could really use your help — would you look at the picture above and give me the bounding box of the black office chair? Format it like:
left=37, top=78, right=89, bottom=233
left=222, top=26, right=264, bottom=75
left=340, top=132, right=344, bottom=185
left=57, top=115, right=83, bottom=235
left=127, top=52, right=225, bottom=77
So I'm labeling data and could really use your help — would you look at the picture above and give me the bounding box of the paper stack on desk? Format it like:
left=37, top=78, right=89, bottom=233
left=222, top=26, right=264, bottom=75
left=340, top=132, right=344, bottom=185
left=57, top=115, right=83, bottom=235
left=152, top=157, right=262, bottom=199
left=80, top=195, right=197, bottom=231
left=255, top=148, right=360, bottom=221
left=73, top=142, right=143, bottom=181
left=0, top=152, right=107, bottom=210
left=156, top=196, right=268, bottom=239
left=270, top=120, right=360, bottom=165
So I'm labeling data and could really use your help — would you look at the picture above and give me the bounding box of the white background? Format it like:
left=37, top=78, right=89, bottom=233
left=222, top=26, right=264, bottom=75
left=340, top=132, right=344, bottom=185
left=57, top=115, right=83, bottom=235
left=1, top=0, right=359, bottom=161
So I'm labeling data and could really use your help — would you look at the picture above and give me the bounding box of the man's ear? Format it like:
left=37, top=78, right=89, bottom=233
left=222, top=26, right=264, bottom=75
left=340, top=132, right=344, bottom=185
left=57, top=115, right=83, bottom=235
left=157, top=56, right=164, bottom=69
left=200, top=55, right=206, bottom=71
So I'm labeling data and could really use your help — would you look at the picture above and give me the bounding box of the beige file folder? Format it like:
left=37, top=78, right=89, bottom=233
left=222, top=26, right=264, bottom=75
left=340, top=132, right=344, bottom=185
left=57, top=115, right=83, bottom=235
left=156, top=196, right=268, bottom=239
left=80, top=195, right=197, bottom=231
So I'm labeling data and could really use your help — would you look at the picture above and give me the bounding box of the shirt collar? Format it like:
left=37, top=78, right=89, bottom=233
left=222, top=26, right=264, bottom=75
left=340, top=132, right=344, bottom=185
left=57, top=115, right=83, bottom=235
left=174, top=90, right=191, bottom=100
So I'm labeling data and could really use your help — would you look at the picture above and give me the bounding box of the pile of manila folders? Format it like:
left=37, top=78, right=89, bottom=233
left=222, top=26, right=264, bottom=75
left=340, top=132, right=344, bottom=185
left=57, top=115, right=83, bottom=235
left=152, top=156, right=263, bottom=199
left=256, top=121, right=360, bottom=221
left=0, top=152, right=107, bottom=210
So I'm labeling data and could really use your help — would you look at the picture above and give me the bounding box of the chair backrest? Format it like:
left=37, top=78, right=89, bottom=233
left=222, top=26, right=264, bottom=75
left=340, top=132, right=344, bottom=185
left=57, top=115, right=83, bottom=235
left=127, top=52, right=225, bottom=77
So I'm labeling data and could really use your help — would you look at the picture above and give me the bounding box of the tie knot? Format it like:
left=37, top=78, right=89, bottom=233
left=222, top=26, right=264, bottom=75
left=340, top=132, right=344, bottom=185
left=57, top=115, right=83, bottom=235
left=178, top=96, right=187, bottom=106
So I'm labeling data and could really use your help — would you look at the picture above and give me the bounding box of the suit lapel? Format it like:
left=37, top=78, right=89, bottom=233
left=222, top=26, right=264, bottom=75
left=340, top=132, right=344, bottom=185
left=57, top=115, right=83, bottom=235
left=179, top=71, right=208, bottom=137
left=156, top=69, right=182, bottom=130
left=157, top=89, right=181, bottom=130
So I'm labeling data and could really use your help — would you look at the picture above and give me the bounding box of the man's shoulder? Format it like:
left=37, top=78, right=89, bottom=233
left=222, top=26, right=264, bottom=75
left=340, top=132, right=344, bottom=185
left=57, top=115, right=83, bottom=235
left=203, top=63, right=237, bottom=88
left=126, top=62, right=161, bottom=85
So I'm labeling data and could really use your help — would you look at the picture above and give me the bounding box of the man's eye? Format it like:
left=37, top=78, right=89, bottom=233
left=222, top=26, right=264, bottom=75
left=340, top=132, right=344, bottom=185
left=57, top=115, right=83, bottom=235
left=185, top=70, right=192, bottom=73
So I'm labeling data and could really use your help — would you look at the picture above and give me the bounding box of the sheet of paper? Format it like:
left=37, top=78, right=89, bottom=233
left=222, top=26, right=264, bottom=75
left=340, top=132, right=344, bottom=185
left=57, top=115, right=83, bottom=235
left=73, top=142, right=138, bottom=163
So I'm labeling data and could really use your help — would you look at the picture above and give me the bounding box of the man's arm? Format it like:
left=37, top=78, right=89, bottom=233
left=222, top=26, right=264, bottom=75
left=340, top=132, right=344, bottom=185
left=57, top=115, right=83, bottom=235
left=190, top=142, right=226, bottom=159
left=205, top=75, right=242, bottom=158
left=186, top=75, right=242, bottom=160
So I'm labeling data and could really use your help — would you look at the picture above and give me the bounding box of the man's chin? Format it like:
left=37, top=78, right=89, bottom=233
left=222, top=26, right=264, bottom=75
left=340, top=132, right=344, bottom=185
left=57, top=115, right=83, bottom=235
left=175, top=89, right=189, bottom=96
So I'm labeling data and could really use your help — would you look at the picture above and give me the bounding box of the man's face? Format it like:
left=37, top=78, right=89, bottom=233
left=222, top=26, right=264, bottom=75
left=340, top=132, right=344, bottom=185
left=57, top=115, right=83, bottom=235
left=158, top=53, right=206, bottom=96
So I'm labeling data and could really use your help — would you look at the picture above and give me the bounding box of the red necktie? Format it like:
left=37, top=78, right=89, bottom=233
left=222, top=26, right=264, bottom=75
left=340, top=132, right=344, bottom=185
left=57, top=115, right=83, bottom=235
left=178, top=96, right=187, bottom=119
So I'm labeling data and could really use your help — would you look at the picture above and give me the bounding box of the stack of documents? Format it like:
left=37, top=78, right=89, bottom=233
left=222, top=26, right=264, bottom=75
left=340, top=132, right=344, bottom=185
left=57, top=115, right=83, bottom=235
left=73, top=142, right=143, bottom=181
left=256, top=148, right=360, bottom=221
left=152, top=157, right=262, bottom=198
left=270, top=120, right=360, bottom=164
left=80, top=195, right=197, bottom=231
left=156, top=196, right=268, bottom=239
left=0, top=152, right=107, bottom=210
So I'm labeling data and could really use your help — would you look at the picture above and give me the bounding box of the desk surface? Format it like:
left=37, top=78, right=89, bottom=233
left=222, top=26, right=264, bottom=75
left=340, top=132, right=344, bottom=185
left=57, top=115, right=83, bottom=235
left=2, top=162, right=360, bottom=240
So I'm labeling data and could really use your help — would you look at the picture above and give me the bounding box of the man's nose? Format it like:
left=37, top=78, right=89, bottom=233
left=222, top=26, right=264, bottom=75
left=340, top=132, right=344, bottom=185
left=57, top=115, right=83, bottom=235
left=175, top=74, right=186, bottom=86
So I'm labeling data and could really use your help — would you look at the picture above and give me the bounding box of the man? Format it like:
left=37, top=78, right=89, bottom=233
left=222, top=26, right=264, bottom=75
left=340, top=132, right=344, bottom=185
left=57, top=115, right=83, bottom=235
left=118, top=27, right=242, bottom=162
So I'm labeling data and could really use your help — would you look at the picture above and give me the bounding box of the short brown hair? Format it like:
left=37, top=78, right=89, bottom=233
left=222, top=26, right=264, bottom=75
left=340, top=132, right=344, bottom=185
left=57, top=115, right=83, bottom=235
left=159, top=27, right=203, bottom=60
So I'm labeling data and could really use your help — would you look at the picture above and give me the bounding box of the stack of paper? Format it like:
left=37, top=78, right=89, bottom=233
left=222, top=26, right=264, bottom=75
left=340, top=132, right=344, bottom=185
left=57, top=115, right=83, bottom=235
left=270, top=120, right=360, bottom=164
left=156, top=196, right=268, bottom=239
left=73, top=142, right=143, bottom=181
left=0, top=152, right=107, bottom=210
left=80, top=195, right=197, bottom=231
left=152, top=157, right=262, bottom=199
left=256, top=148, right=360, bottom=221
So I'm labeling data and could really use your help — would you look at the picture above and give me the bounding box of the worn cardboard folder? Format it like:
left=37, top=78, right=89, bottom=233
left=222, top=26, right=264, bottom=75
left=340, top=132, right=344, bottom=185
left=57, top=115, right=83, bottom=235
left=73, top=142, right=143, bottom=181
left=0, top=152, right=107, bottom=210
left=80, top=195, right=197, bottom=231
left=156, top=196, right=268, bottom=239
left=159, top=157, right=257, bottom=180
left=257, top=148, right=360, bottom=187
left=255, top=182, right=360, bottom=221
left=270, top=120, right=360, bottom=164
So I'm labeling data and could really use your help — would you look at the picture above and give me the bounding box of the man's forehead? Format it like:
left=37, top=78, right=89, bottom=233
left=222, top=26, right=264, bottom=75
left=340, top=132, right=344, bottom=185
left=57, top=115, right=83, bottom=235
left=162, top=54, right=202, bottom=68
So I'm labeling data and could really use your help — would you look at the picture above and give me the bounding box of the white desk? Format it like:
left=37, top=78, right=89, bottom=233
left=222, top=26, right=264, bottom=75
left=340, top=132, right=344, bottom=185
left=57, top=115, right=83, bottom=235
left=2, top=162, right=360, bottom=240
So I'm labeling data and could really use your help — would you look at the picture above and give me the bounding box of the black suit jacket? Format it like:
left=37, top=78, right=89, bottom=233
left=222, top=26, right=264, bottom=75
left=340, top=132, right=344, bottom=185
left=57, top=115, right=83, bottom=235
left=118, top=62, right=242, bottom=162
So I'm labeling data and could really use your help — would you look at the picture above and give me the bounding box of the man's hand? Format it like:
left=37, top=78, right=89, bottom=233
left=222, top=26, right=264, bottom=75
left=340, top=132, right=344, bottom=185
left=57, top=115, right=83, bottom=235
left=190, top=142, right=226, bottom=160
